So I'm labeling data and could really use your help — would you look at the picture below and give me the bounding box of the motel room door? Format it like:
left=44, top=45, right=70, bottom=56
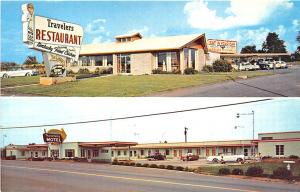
left=206, top=148, right=210, bottom=156
left=87, top=150, right=91, bottom=159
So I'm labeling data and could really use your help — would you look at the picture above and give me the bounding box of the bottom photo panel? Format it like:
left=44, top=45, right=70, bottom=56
left=1, top=97, right=300, bottom=192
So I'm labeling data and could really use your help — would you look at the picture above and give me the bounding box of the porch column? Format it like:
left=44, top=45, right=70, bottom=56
left=113, top=54, right=118, bottom=75
left=166, top=52, right=172, bottom=72
left=180, top=50, right=185, bottom=74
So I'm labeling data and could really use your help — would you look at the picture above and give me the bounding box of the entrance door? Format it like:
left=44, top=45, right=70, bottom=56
left=87, top=150, right=91, bottom=159
left=173, top=150, right=177, bottom=157
left=206, top=148, right=210, bottom=156
left=118, top=54, right=131, bottom=73
left=212, top=148, right=216, bottom=156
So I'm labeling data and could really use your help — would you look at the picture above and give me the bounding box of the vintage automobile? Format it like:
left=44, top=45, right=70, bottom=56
left=275, top=61, right=288, bottom=69
left=206, top=154, right=245, bottom=164
left=181, top=153, right=199, bottom=161
left=258, top=59, right=275, bottom=70
left=0, top=68, right=37, bottom=78
left=147, top=153, right=166, bottom=161
left=236, top=61, right=259, bottom=71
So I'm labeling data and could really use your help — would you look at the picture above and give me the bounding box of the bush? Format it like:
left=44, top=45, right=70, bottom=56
left=78, top=68, right=90, bottom=74
left=112, top=160, right=118, bottom=165
left=212, top=60, right=232, bottom=72
left=118, top=161, right=124, bottom=165
left=202, top=65, right=214, bottom=73
left=289, top=155, right=299, bottom=159
left=175, top=166, right=184, bottom=171
left=32, top=157, right=44, bottom=161
left=152, top=68, right=163, bottom=74
left=106, top=67, right=113, bottom=74
left=149, top=164, right=158, bottom=168
left=158, top=165, right=165, bottom=169
left=245, top=166, right=264, bottom=177
left=184, top=68, right=198, bottom=75
left=272, top=167, right=292, bottom=179
left=218, top=168, right=230, bottom=175
left=142, top=163, right=149, bottom=167
left=136, top=163, right=142, bottom=167
left=124, top=162, right=130, bottom=166
left=166, top=165, right=174, bottom=170
left=129, top=162, right=136, bottom=166
left=67, top=69, right=75, bottom=76
left=172, top=69, right=181, bottom=74
left=262, top=156, right=272, bottom=160
left=5, top=156, right=16, bottom=160
left=232, top=168, right=244, bottom=175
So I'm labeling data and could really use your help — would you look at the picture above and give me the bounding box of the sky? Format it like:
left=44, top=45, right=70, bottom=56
left=0, top=98, right=299, bottom=146
left=1, top=0, right=300, bottom=64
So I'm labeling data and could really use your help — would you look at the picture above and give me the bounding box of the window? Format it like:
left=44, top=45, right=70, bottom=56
left=35, top=152, right=38, bottom=157
left=130, top=151, right=133, bottom=157
left=165, top=149, right=170, bottom=156
left=262, top=137, right=273, bottom=140
left=95, top=56, right=104, bottom=66
left=80, top=56, right=91, bottom=66
left=276, top=145, right=284, bottom=155
left=65, top=149, right=75, bottom=157
left=124, top=151, right=127, bottom=156
left=111, top=151, right=114, bottom=157
left=117, top=54, right=131, bottom=73
left=187, top=148, right=192, bottom=153
left=148, top=150, right=151, bottom=156
left=231, top=148, right=236, bottom=155
left=170, top=52, right=179, bottom=70
left=93, top=150, right=99, bottom=157
left=196, top=148, right=201, bottom=155
left=190, top=49, right=196, bottom=69
left=101, top=150, right=109, bottom=153
left=157, top=52, right=167, bottom=69
left=107, top=55, right=113, bottom=66
left=155, top=149, right=159, bottom=153
left=134, top=151, right=137, bottom=156
left=141, top=150, right=144, bottom=156
left=51, top=150, right=59, bottom=158
left=21, top=151, right=25, bottom=156
left=81, top=149, right=85, bottom=157
left=117, top=151, right=121, bottom=156
left=244, top=148, right=248, bottom=156
left=42, top=151, right=46, bottom=156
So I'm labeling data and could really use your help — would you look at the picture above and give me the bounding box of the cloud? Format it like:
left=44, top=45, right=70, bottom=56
left=126, top=26, right=149, bottom=36
left=85, top=19, right=107, bottom=34
left=275, top=25, right=286, bottom=37
left=292, top=19, right=299, bottom=31
left=184, top=0, right=293, bottom=30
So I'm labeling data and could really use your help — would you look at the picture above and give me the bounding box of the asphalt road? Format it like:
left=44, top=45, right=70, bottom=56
left=2, top=160, right=299, bottom=192
left=151, top=66, right=300, bottom=97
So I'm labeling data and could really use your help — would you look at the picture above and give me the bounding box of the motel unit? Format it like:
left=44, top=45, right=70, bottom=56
left=5, top=131, right=300, bottom=162
left=67, top=32, right=208, bottom=75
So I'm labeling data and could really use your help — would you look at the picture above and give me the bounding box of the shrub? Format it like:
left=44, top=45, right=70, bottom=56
left=106, top=67, right=113, bottom=74
left=6, top=156, right=16, bottom=160
left=245, top=166, right=264, bottom=177
left=166, top=165, right=174, bottom=170
left=136, top=163, right=142, bottom=167
left=67, top=69, right=75, bottom=76
left=77, top=68, right=90, bottom=74
left=184, top=68, right=198, bottom=75
left=202, top=65, right=214, bottom=73
left=150, top=164, right=158, bottom=168
left=118, top=161, right=124, bottom=165
left=175, top=166, right=184, bottom=171
left=232, top=168, right=244, bottom=175
left=112, top=160, right=118, bottom=165
left=212, top=60, right=232, bottom=72
left=272, top=167, right=292, bottom=179
left=218, top=168, right=230, bottom=175
left=124, top=162, right=130, bottom=166
left=172, top=69, right=181, bottom=74
left=289, top=155, right=299, bottom=159
left=158, top=165, right=165, bottom=169
left=129, top=162, right=136, bottom=166
left=152, top=68, right=163, bottom=74
left=261, top=156, right=272, bottom=160
left=142, top=163, right=149, bottom=167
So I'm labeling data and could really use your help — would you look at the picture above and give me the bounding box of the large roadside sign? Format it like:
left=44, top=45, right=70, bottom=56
left=22, top=4, right=83, bottom=60
left=207, top=39, right=237, bottom=54
left=43, top=128, right=67, bottom=144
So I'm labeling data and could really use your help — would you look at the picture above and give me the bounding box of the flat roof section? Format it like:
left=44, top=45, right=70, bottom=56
left=79, top=141, right=138, bottom=148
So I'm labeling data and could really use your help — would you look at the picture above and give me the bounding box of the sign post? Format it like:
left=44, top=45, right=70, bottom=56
left=22, top=3, right=83, bottom=85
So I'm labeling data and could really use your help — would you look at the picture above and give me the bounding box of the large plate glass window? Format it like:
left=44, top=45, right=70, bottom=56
left=95, top=56, right=104, bottom=66
left=117, top=54, right=131, bottom=73
left=158, top=52, right=167, bottom=71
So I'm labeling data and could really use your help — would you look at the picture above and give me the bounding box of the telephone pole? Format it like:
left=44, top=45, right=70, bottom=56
left=184, top=127, right=188, bottom=143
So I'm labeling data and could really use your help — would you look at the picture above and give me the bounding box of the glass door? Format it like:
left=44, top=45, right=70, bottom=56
left=118, top=54, right=131, bottom=74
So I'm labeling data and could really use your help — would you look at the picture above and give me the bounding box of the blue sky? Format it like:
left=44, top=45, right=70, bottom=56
left=1, top=0, right=300, bottom=64
left=1, top=98, right=299, bottom=146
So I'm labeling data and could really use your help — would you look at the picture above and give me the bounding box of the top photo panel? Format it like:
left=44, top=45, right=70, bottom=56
left=1, top=0, right=300, bottom=97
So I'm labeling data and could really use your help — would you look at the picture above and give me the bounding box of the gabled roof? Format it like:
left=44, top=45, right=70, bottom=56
left=80, top=33, right=206, bottom=55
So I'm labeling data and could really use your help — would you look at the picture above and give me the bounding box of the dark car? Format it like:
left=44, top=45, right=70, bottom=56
left=180, top=153, right=199, bottom=161
left=147, top=153, right=166, bottom=161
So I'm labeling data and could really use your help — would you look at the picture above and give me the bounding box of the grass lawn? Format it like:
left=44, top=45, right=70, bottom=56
left=1, top=76, right=40, bottom=87
left=2, top=71, right=273, bottom=96
left=197, top=162, right=300, bottom=176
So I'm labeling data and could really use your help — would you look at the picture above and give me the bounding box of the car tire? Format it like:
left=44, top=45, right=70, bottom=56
left=2, top=73, right=9, bottom=78
left=212, top=158, right=219, bottom=163
left=25, top=73, right=31, bottom=77
left=236, top=158, right=243, bottom=163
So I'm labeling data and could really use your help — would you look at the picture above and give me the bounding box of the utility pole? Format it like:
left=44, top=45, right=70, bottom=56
left=184, top=127, right=188, bottom=143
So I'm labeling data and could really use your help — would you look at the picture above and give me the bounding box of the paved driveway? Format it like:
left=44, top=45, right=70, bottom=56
left=150, top=66, right=300, bottom=97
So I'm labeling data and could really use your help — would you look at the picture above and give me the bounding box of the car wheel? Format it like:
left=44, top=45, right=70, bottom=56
left=25, top=73, right=31, bottom=77
left=2, top=73, right=9, bottom=78
left=236, top=158, right=243, bottom=163
left=212, top=158, right=219, bottom=163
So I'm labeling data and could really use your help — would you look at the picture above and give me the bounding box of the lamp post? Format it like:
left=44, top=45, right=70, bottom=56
left=236, top=110, right=255, bottom=157
left=184, top=127, right=188, bottom=143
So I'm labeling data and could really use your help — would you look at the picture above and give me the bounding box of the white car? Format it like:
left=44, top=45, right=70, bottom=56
left=206, top=154, right=245, bottom=164
left=0, top=68, right=35, bottom=78
left=275, top=61, right=287, bottom=69
left=237, top=62, right=259, bottom=71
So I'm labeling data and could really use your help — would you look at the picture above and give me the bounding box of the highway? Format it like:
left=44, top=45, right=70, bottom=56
left=1, top=160, right=299, bottom=192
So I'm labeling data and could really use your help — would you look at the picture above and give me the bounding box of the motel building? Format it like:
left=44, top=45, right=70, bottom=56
left=5, top=131, right=300, bottom=162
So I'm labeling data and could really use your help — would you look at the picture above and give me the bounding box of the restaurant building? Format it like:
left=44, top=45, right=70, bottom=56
left=67, top=32, right=208, bottom=75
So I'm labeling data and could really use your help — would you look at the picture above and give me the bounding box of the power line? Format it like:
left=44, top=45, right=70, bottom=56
left=1, top=99, right=272, bottom=130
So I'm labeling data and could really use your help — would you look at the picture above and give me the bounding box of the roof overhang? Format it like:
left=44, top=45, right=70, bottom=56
left=221, top=53, right=291, bottom=58
left=79, top=141, right=137, bottom=148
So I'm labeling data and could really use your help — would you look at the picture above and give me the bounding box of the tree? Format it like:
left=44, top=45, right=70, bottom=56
left=292, top=31, right=300, bottom=61
left=23, top=56, right=39, bottom=65
left=241, top=45, right=257, bottom=53
left=297, top=31, right=300, bottom=44
left=262, top=32, right=287, bottom=53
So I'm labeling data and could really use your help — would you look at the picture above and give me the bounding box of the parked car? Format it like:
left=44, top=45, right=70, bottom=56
left=236, top=61, right=259, bottom=71
left=206, top=154, right=245, bottom=164
left=181, top=153, right=199, bottom=161
left=258, top=59, right=274, bottom=70
left=0, top=68, right=37, bottom=78
left=275, top=61, right=287, bottom=69
left=147, top=153, right=166, bottom=161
